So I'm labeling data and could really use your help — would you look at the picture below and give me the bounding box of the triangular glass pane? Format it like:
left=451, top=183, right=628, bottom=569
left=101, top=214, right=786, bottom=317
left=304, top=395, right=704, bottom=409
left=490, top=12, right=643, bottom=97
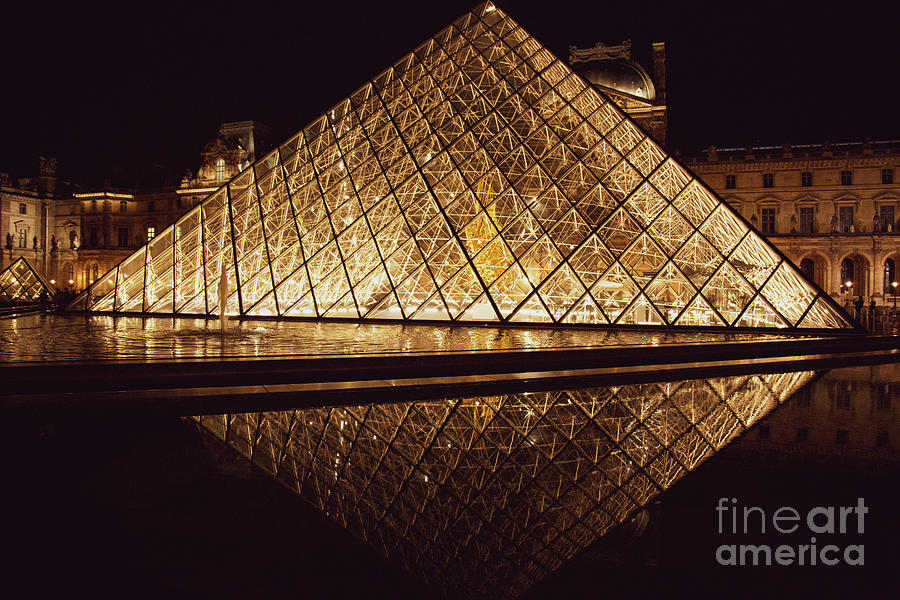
left=487, top=263, right=533, bottom=319
left=457, top=293, right=498, bottom=321
left=410, top=291, right=451, bottom=321
left=567, top=235, right=615, bottom=287
left=395, top=263, right=440, bottom=316
left=537, top=264, right=586, bottom=320
left=645, top=262, right=697, bottom=325
left=699, top=205, right=747, bottom=257
left=510, top=293, right=552, bottom=323
left=624, top=182, right=667, bottom=227
left=597, top=208, right=642, bottom=256
left=760, top=262, right=817, bottom=326
left=619, top=233, right=666, bottom=286
left=366, top=291, right=404, bottom=319
left=675, top=294, right=726, bottom=327
left=729, top=231, right=780, bottom=289
left=439, top=264, right=484, bottom=319
left=590, top=262, right=640, bottom=322
left=736, top=295, right=790, bottom=329
left=472, top=236, right=514, bottom=286
left=701, top=262, right=756, bottom=326
left=647, top=205, right=693, bottom=257
left=617, top=294, right=665, bottom=326
left=673, top=232, right=724, bottom=289
left=562, top=293, right=608, bottom=324
left=518, top=235, right=562, bottom=287
left=797, top=296, right=852, bottom=329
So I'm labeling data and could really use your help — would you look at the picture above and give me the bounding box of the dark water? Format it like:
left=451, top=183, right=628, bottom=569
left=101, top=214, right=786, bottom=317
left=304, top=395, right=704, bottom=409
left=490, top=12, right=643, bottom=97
left=4, top=362, right=899, bottom=599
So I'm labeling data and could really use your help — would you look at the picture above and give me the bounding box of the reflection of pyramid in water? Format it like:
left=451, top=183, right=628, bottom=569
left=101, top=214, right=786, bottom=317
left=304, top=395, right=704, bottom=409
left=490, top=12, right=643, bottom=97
left=198, top=370, right=815, bottom=599
left=0, top=257, right=55, bottom=303
left=71, top=2, right=851, bottom=329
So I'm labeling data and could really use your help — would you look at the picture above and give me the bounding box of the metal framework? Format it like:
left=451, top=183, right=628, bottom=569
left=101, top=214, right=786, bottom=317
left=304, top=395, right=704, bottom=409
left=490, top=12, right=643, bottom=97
left=0, top=257, right=54, bottom=303
left=71, top=2, right=850, bottom=329
left=197, top=370, right=814, bottom=598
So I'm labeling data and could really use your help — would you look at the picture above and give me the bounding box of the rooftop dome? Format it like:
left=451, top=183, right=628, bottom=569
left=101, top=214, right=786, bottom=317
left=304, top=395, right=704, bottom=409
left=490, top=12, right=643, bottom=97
left=579, top=59, right=656, bottom=101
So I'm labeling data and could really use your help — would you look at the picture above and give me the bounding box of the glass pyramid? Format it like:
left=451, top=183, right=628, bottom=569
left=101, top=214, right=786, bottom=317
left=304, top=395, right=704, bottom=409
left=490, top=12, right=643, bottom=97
left=70, top=2, right=851, bottom=330
left=0, top=257, right=55, bottom=304
left=197, top=370, right=815, bottom=599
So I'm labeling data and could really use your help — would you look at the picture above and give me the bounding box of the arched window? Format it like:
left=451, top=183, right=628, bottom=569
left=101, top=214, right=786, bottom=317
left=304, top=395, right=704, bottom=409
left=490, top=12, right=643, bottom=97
left=884, top=258, right=896, bottom=295
left=65, top=263, right=74, bottom=285
left=215, top=158, right=226, bottom=181
left=800, top=258, right=815, bottom=281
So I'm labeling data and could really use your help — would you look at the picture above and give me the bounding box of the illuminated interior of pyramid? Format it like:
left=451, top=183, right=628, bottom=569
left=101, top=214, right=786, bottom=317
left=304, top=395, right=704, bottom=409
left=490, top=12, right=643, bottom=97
left=70, top=1, right=852, bottom=329
left=0, top=257, right=55, bottom=303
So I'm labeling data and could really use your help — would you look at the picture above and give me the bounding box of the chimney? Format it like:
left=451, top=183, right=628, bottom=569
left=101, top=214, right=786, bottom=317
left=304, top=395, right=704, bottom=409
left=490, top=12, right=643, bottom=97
left=652, top=42, right=666, bottom=104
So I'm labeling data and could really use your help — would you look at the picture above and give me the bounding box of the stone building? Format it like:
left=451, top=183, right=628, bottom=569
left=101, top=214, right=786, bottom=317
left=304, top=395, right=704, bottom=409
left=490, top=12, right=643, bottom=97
left=684, top=142, right=900, bottom=305
left=0, top=121, right=274, bottom=293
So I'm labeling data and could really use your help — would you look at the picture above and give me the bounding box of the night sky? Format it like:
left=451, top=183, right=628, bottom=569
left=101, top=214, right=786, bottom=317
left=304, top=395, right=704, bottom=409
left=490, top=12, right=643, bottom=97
left=2, top=0, right=896, bottom=186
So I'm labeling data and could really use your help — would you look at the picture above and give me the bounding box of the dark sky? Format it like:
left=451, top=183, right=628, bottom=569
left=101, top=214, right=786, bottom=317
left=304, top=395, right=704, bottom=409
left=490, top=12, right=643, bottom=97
left=2, top=0, right=896, bottom=186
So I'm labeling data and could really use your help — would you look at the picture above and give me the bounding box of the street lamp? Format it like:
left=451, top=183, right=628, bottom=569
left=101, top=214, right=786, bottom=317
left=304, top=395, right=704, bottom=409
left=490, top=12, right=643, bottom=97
left=892, top=280, right=898, bottom=308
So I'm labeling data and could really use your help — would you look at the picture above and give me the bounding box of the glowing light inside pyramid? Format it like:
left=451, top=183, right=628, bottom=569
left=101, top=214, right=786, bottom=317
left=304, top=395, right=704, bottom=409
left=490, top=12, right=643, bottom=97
left=71, top=2, right=851, bottom=330
left=0, top=258, right=53, bottom=303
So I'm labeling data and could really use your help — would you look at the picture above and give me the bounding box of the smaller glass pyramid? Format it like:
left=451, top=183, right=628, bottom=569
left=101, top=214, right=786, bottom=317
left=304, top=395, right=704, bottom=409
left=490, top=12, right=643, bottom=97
left=0, top=257, right=55, bottom=304
left=69, top=1, right=853, bottom=330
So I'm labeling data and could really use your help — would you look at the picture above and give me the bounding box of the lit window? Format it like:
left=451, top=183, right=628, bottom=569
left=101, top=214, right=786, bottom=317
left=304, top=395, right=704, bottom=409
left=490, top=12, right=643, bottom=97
left=147, top=226, right=156, bottom=241
left=840, top=170, right=852, bottom=185
left=883, top=169, right=894, bottom=185
left=725, top=174, right=736, bottom=189
left=120, top=200, right=127, bottom=212
left=216, top=158, right=226, bottom=181
left=19, top=203, right=27, bottom=215
left=761, top=207, right=776, bottom=234
left=799, top=206, right=814, bottom=233
left=880, top=205, right=895, bottom=232
left=839, top=205, right=854, bottom=232
left=801, top=171, right=813, bottom=187
left=762, top=173, right=774, bottom=188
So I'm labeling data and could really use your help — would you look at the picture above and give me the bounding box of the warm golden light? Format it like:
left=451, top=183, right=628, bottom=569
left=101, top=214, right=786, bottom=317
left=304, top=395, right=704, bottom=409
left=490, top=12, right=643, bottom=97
left=69, top=2, right=851, bottom=330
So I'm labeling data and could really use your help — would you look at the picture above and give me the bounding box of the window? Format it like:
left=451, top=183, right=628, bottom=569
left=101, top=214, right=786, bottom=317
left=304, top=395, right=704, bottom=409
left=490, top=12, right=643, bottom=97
left=836, top=429, right=848, bottom=445
left=89, top=227, right=98, bottom=248
left=19, top=203, right=27, bottom=215
left=839, top=205, right=854, bottom=232
left=881, top=205, right=895, bottom=232
left=17, top=227, right=27, bottom=248
left=799, top=206, right=815, bottom=233
left=801, top=171, right=813, bottom=187
left=118, top=228, right=129, bottom=248
left=761, top=207, right=776, bottom=234
left=148, top=200, right=155, bottom=212
left=725, top=174, right=736, bottom=189
left=796, top=427, right=809, bottom=442
left=883, top=168, right=894, bottom=184
left=840, top=170, right=852, bottom=185
left=216, top=158, right=226, bottom=181
left=762, top=173, right=774, bottom=188
left=65, top=263, right=74, bottom=284
left=147, top=226, right=156, bottom=241
left=119, top=200, right=127, bottom=212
